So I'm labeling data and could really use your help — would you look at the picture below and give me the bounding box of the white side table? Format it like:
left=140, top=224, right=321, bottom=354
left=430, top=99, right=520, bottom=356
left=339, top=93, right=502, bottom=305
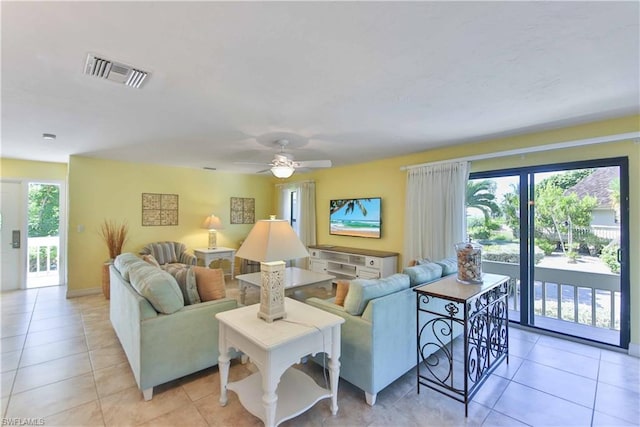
left=217, top=298, right=344, bottom=427
left=194, top=247, right=236, bottom=279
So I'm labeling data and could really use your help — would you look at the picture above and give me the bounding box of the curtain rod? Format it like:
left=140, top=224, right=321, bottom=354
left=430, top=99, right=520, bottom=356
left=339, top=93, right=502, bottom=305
left=400, top=132, right=640, bottom=171
left=275, top=179, right=315, bottom=188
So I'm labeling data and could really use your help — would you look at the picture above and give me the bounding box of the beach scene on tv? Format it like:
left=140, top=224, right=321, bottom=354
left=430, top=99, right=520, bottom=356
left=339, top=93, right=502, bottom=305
left=330, top=198, right=381, bottom=238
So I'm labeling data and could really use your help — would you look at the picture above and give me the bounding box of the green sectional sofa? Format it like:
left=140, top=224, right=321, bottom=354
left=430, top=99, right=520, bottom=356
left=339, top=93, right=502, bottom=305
left=306, top=258, right=461, bottom=405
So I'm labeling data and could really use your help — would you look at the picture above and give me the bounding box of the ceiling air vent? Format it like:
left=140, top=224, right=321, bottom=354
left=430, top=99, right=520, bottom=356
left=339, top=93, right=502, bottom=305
left=83, top=54, right=149, bottom=89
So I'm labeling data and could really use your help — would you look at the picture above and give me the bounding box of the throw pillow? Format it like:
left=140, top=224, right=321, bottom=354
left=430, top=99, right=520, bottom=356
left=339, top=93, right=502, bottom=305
left=142, top=254, right=160, bottom=268
left=128, top=263, right=184, bottom=314
left=435, top=257, right=458, bottom=276
left=162, top=264, right=201, bottom=305
left=407, top=258, right=431, bottom=267
left=114, top=253, right=145, bottom=281
left=403, top=263, right=443, bottom=287
left=194, top=267, right=226, bottom=301
left=343, top=274, right=410, bottom=316
left=334, top=280, right=350, bottom=306
left=143, top=242, right=179, bottom=265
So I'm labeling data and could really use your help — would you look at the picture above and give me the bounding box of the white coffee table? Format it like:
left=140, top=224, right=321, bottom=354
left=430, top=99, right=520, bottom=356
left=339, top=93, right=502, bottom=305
left=217, top=298, right=344, bottom=427
left=235, top=267, right=335, bottom=304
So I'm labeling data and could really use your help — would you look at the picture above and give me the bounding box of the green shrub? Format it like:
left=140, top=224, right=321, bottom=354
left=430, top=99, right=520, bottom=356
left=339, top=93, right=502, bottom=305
left=483, top=243, right=544, bottom=264
left=600, top=243, right=620, bottom=274
left=469, top=226, right=491, bottom=240
left=536, top=239, right=556, bottom=256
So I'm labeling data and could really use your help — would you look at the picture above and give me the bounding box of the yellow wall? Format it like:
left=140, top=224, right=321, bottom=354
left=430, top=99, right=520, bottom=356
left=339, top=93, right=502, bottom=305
left=1, top=158, right=67, bottom=180
left=296, top=114, right=639, bottom=347
left=3, top=114, right=639, bottom=347
left=67, top=156, right=274, bottom=293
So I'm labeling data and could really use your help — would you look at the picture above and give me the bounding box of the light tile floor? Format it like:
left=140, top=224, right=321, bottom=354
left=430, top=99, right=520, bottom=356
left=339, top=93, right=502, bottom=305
left=1, top=282, right=639, bottom=426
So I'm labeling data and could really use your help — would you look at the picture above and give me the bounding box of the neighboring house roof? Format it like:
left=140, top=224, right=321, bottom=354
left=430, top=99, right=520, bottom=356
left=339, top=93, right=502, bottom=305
left=565, top=167, right=618, bottom=209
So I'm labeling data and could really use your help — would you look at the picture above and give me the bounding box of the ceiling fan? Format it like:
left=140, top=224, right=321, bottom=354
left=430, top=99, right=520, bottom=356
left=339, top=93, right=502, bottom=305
left=240, top=139, right=332, bottom=178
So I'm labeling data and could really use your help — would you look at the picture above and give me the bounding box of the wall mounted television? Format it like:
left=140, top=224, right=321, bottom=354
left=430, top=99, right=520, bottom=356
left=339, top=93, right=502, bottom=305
left=329, top=197, right=382, bottom=239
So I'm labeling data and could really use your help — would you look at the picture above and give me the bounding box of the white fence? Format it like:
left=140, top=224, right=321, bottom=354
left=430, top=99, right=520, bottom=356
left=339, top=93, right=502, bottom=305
left=483, top=260, right=620, bottom=330
left=27, top=236, right=59, bottom=277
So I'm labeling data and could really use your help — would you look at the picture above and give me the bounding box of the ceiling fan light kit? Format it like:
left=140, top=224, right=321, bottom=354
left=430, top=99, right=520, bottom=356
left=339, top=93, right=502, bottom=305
left=271, top=165, right=295, bottom=178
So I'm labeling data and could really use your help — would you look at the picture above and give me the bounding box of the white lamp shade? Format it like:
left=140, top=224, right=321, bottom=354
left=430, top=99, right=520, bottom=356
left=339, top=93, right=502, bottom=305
left=235, top=219, right=309, bottom=262
left=202, top=214, right=223, bottom=230
left=270, top=165, right=295, bottom=179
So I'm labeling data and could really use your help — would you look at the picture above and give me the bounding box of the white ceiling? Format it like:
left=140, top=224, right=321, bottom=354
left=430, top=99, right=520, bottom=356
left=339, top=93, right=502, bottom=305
left=2, top=1, right=639, bottom=174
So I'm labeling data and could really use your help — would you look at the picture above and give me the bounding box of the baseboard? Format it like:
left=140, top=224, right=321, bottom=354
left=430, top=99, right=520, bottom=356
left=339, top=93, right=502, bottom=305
left=66, top=287, right=102, bottom=298
left=628, top=342, right=640, bottom=358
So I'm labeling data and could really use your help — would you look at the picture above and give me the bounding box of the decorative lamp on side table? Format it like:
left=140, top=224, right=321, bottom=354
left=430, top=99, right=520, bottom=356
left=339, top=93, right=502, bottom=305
left=235, top=216, right=309, bottom=322
left=201, top=214, right=224, bottom=249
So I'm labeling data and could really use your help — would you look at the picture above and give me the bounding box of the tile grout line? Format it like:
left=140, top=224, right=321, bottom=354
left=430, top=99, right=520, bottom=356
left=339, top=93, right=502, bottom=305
left=3, top=288, right=39, bottom=418
left=589, top=351, right=602, bottom=427
left=81, top=295, right=109, bottom=427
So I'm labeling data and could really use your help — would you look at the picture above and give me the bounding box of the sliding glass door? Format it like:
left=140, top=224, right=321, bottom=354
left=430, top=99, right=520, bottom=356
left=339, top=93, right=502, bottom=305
left=467, top=158, right=629, bottom=348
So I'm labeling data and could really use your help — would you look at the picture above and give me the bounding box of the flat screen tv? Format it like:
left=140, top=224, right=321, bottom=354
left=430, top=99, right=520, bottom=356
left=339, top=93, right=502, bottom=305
left=329, top=198, right=381, bottom=239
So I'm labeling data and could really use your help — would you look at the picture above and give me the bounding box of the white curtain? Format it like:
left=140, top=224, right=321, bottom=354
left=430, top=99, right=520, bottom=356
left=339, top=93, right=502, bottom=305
left=404, top=161, right=470, bottom=264
left=276, top=181, right=316, bottom=268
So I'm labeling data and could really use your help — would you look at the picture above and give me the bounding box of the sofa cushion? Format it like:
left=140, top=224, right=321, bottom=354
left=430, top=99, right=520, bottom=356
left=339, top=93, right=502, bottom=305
left=403, top=263, right=443, bottom=287
left=344, top=274, right=410, bottom=316
left=162, top=264, right=201, bottom=305
left=334, top=280, right=350, bottom=306
left=114, top=253, right=145, bottom=281
left=435, top=257, right=458, bottom=276
left=128, top=262, right=184, bottom=314
left=142, top=254, right=161, bottom=268
left=194, top=267, right=226, bottom=301
left=407, top=257, right=431, bottom=267
left=144, top=242, right=179, bottom=265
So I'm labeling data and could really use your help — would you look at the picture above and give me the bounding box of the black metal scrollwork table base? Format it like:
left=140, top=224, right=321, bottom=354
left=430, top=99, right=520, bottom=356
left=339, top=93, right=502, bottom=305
left=414, top=273, right=510, bottom=416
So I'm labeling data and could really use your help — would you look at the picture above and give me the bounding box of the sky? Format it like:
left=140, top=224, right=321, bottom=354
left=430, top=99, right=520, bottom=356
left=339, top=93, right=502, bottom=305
left=331, top=198, right=381, bottom=221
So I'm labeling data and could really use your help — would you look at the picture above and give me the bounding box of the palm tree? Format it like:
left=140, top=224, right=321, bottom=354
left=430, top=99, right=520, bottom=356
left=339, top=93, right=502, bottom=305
left=466, top=180, right=501, bottom=224
left=330, top=199, right=369, bottom=217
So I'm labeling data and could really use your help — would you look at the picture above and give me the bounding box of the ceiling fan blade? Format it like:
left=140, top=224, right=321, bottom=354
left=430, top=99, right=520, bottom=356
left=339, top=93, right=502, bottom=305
left=295, top=160, right=332, bottom=168
left=234, top=161, right=271, bottom=166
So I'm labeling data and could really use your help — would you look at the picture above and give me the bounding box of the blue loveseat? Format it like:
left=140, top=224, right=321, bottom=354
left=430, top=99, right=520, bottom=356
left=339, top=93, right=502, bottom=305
left=109, top=253, right=240, bottom=400
left=306, top=258, right=460, bottom=405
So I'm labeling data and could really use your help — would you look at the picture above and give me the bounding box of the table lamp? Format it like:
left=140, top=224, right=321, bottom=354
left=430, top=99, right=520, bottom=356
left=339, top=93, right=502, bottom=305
left=201, top=214, right=223, bottom=249
left=235, top=216, right=309, bottom=322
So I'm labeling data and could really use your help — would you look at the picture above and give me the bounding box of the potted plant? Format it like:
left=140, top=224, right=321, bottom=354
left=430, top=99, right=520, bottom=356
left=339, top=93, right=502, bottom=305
left=99, top=219, right=128, bottom=299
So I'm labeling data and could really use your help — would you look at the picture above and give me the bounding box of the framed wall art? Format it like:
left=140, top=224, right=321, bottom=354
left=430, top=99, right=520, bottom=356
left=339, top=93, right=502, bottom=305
left=230, top=197, right=255, bottom=224
left=142, top=193, right=179, bottom=226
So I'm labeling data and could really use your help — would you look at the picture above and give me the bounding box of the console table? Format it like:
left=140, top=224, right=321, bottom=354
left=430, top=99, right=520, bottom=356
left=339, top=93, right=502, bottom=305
left=217, top=298, right=344, bottom=427
left=414, top=273, right=509, bottom=416
left=194, top=247, right=236, bottom=279
left=308, top=245, right=398, bottom=280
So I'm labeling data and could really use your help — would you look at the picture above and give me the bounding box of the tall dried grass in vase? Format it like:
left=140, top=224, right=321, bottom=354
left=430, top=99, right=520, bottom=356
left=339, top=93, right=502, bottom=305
left=99, top=220, right=128, bottom=299
left=100, top=219, right=129, bottom=260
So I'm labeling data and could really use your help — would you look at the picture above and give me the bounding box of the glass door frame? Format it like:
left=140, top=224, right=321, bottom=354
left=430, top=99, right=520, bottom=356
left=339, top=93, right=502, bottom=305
left=471, top=156, right=630, bottom=349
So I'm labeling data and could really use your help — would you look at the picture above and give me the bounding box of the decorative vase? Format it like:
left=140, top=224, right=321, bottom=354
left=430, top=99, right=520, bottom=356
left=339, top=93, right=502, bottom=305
left=102, top=260, right=113, bottom=299
left=455, top=240, right=483, bottom=284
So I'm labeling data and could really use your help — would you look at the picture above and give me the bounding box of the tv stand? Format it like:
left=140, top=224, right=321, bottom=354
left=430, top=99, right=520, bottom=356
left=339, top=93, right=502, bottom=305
left=308, top=245, right=398, bottom=280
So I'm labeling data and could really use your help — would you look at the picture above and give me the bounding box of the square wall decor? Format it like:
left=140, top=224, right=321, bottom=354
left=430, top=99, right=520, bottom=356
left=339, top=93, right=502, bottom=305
left=230, top=197, right=255, bottom=224
left=142, top=193, right=179, bottom=226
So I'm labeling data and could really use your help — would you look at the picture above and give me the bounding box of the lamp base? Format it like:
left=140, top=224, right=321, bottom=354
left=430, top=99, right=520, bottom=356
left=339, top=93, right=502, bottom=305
left=257, top=261, right=286, bottom=323
left=208, top=230, right=217, bottom=250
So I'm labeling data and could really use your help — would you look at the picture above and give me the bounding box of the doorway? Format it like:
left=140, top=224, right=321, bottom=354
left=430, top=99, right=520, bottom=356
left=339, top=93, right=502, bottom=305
left=27, top=182, right=63, bottom=288
left=0, top=179, right=65, bottom=290
left=467, top=158, right=629, bottom=348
